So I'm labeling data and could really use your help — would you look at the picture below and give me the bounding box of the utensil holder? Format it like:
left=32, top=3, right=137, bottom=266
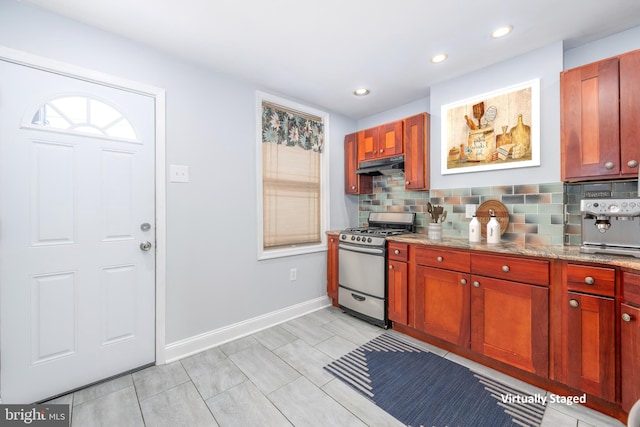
left=428, top=223, right=443, bottom=241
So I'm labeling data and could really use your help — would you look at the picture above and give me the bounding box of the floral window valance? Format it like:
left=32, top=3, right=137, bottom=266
left=261, top=102, right=324, bottom=153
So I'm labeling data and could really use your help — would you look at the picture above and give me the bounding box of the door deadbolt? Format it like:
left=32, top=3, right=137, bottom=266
left=140, top=223, right=151, bottom=232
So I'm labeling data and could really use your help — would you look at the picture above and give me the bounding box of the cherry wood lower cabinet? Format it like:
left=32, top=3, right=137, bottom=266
left=621, top=303, right=640, bottom=412
left=326, top=235, right=339, bottom=306
left=564, top=292, right=615, bottom=401
left=416, top=266, right=470, bottom=347
left=388, top=242, right=409, bottom=325
left=621, top=271, right=640, bottom=412
left=388, top=259, right=408, bottom=325
left=471, top=275, right=549, bottom=376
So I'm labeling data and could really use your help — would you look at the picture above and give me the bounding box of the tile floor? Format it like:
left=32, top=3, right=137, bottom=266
left=47, top=306, right=626, bottom=427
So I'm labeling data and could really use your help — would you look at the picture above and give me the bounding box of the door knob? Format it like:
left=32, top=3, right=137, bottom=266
left=140, top=241, right=152, bottom=251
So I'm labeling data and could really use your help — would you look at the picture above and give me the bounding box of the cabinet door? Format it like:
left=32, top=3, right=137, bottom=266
left=620, top=49, right=640, bottom=176
left=471, top=276, right=548, bottom=376
left=358, top=127, right=379, bottom=161
left=388, top=260, right=408, bottom=325
left=416, top=266, right=470, bottom=347
left=344, top=133, right=371, bottom=194
left=377, top=120, right=403, bottom=158
left=327, top=236, right=339, bottom=305
left=403, top=113, right=429, bottom=190
left=561, top=57, right=620, bottom=180
left=621, top=303, right=640, bottom=412
left=565, top=292, right=615, bottom=401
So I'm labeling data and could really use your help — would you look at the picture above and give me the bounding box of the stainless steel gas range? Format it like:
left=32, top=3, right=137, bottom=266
left=338, top=212, right=416, bottom=328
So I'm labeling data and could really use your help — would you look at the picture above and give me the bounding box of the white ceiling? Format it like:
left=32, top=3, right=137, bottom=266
left=22, top=0, right=640, bottom=119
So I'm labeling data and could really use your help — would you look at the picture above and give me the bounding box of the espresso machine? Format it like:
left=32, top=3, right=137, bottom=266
left=580, top=198, right=640, bottom=258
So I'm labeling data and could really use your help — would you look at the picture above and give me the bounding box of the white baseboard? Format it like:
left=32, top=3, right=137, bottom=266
left=164, top=296, right=332, bottom=363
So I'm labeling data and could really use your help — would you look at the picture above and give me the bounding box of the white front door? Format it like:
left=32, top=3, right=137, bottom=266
left=0, top=60, right=156, bottom=403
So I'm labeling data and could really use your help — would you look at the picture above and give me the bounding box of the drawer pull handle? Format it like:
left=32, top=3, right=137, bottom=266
left=394, top=249, right=400, bottom=255
left=569, top=299, right=579, bottom=308
left=460, top=278, right=467, bottom=285
left=351, top=293, right=366, bottom=302
left=473, top=281, right=480, bottom=288
left=502, top=265, right=510, bottom=273
left=584, top=276, right=595, bottom=285
left=436, top=256, right=443, bottom=262
left=622, top=313, right=633, bottom=322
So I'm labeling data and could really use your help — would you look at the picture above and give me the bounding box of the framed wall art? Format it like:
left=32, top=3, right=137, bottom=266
left=441, top=79, right=540, bottom=174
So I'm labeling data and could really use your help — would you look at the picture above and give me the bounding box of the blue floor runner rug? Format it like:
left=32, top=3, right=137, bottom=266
left=324, top=333, right=545, bottom=427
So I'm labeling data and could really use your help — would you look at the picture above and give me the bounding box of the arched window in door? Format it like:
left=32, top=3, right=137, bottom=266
left=29, top=95, right=137, bottom=141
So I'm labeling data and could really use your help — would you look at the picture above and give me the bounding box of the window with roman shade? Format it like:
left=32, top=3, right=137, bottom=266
left=257, top=92, right=329, bottom=259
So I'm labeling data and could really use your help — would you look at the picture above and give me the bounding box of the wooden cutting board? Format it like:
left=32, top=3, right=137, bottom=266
left=476, top=200, right=509, bottom=237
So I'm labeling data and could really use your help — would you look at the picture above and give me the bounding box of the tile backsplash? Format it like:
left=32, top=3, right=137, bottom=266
left=358, top=173, right=638, bottom=246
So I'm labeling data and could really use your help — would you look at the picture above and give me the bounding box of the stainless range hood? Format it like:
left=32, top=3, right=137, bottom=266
left=356, top=155, right=404, bottom=176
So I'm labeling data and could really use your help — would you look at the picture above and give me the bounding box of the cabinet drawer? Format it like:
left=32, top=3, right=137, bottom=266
left=566, top=264, right=615, bottom=297
left=623, top=271, right=640, bottom=306
left=388, top=242, right=408, bottom=262
left=471, top=253, right=549, bottom=286
left=415, top=247, right=470, bottom=272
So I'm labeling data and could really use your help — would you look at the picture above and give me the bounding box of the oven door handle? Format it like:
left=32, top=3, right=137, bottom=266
left=338, top=243, right=385, bottom=256
left=350, top=293, right=366, bottom=302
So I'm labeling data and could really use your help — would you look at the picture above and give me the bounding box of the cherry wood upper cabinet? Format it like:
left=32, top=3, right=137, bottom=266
left=403, top=113, right=430, bottom=190
left=561, top=57, right=619, bottom=180
left=358, top=121, right=403, bottom=161
left=561, top=48, right=640, bottom=181
left=344, top=132, right=372, bottom=195
left=620, top=49, right=640, bottom=176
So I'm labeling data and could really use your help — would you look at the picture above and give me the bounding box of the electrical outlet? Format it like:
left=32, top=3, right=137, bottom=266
left=465, top=204, right=477, bottom=218
left=289, top=268, right=297, bottom=281
left=169, top=164, right=189, bottom=183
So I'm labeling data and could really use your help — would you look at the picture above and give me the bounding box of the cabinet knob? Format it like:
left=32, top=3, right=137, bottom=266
left=351, top=185, right=356, bottom=190
left=460, top=278, right=467, bottom=285
left=604, top=161, right=615, bottom=170
left=622, top=313, right=633, bottom=322
left=330, top=238, right=334, bottom=243
left=473, top=281, right=480, bottom=288
left=373, top=150, right=377, bottom=154
left=502, top=265, right=510, bottom=273
left=389, top=265, right=393, bottom=270
left=394, top=249, right=400, bottom=255
left=436, top=256, right=443, bottom=262
left=569, top=299, right=579, bottom=308
left=405, top=181, right=410, bottom=185
left=628, top=159, right=639, bottom=168
left=584, top=276, right=595, bottom=285
left=379, top=149, right=384, bottom=153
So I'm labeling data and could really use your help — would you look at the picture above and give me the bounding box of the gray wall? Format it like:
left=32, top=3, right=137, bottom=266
left=0, top=0, right=356, bottom=345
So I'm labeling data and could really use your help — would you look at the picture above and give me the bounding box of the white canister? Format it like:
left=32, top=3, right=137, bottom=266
left=486, top=210, right=501, bottom=244
left=469, top=215, right=481, bottom=242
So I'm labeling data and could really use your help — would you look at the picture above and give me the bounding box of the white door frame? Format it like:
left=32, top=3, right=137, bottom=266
left=0, top=45, right=167, bottom=366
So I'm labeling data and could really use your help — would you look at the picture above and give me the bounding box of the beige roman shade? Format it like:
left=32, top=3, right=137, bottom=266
left=261, top=102, right=324, bottom=249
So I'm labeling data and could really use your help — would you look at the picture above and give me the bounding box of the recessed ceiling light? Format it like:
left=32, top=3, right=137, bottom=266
left=353, top=88, right=370, bottom=96
left=431, top=53, right=448, bottom=64
left=491, top=25, right=513, bottom=39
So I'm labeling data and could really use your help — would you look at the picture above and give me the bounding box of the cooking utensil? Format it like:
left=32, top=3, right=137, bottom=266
left=440, top=210, right=447, bottom=223
left=473, top=102, right=485, bottom=128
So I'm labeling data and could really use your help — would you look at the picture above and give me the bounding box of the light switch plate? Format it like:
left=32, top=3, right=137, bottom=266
left=170, top=165, right=189, bottom=183
left=465, top=204, right=477, bottom=218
